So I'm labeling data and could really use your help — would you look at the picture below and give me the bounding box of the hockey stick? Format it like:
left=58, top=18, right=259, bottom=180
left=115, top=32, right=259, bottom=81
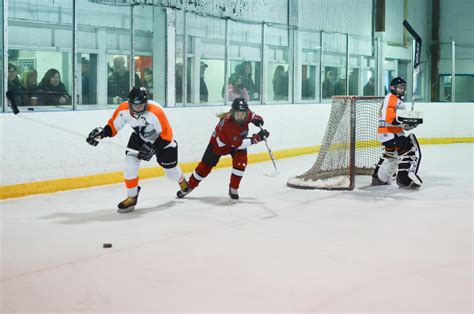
left=5, top=90, right=125, bottom=150
left=403, top=20, right=422, bottom=111
left=259, top=126, right=279, bottom=177
left=5, top=91, right=20, bottom=114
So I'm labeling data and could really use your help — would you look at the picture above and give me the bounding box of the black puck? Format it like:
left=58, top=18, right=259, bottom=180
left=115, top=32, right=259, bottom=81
left=103, top=243, right=112, bottom=248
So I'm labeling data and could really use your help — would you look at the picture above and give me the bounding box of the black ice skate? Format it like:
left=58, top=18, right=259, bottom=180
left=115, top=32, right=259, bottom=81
left=228, top=187, right=239, bottom=201
left=117, top=186, right=141, bottom=213
left=176, top=179, right=192, bottom=198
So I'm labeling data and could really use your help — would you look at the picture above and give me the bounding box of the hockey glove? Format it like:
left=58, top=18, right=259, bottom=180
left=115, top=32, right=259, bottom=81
left=251, top=129, right=270, bottom=144
left=86, top=127, right=104, bottom=146
left=251, top=114, right=264, bottom=127
left=137, top=141, right=156, bottom=161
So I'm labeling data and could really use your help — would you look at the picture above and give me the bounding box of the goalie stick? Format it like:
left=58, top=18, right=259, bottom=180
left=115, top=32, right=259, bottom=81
left=403, top=20, right=422, bottom=111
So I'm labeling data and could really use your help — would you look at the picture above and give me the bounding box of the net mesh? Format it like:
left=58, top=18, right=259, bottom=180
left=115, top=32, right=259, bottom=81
left=288, top=96, right=384, bottom=190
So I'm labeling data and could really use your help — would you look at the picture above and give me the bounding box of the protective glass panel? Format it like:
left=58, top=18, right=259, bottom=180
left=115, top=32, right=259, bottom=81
left=228, top=21, right=261, bottom=103
left=265, top=25, right=289, bottom=102
left=299, top=31, right=320, bottom=102
left=322, top=32, right=347, bottom=99
left=8, top=0, right=73, bottom=111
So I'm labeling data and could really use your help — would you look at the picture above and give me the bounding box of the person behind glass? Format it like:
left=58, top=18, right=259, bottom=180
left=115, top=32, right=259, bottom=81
left=20, top=67, right=42, bottom=106
left=38, top=68, right=71, bottom=106
left=107, top=55, right=141, bottom=103
left=272, top=65, right=289, bottom=101
left=81, top=58, right=91, bottom=104
left=200, top=61, right=209, bottom=102
left=238, top=61, right=258, bottom=100
left=86, top=87, right=190, bottom=213
left=322, top=70, right=335, bottom=99
left=227, top=75, right=250, bottom=102
left=143, top=68, right=153, bottom=99
left=363, top=76, right=375, bottom=96
left=7, top=63, right=23, bottom=106
left=176, top=97, right=269, bottom=201
left=334, top=74, right=347, bottom=95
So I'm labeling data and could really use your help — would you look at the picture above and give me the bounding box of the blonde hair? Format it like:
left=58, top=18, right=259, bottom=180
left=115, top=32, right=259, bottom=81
left=21, top=68, right=38, bottom=90
left=216, top=111, right=230, bottom=119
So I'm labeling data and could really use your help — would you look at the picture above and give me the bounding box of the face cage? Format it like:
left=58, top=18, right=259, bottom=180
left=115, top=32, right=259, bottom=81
left=130, top=102, right=147, bottom=117
left=232, top=109, right=249, bottom=124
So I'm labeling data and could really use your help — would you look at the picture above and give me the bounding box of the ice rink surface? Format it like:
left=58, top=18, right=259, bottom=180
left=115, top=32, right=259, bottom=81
left=1, top=143, right=472, bottom=313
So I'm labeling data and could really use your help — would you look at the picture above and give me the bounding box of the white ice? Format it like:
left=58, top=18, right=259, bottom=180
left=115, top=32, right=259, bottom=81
left=1, top=144, right=473, bottom=313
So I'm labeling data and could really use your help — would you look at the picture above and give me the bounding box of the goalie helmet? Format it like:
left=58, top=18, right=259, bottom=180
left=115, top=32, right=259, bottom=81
left=231, top=98, right=249, bottom=125
left=390, top=77, right=407, bottom=99
left=128, top=87, right=148, bottom=117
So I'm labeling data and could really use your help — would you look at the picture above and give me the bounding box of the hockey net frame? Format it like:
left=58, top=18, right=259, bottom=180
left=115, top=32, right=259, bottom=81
left=287, top=96, right=384, bottom=190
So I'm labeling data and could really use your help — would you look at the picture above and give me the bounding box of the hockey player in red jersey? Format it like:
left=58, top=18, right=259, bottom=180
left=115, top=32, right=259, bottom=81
left=177, top=97, right=269, bottom=201
left=372, top=77, right=422, bottom=189
left=86, top=87, right=189, bottom=213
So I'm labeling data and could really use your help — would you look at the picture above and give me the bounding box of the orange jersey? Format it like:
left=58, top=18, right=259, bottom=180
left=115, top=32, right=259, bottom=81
left=378, top=93, right=406, bottom=142
left=107, top=100, right=173, bottom=143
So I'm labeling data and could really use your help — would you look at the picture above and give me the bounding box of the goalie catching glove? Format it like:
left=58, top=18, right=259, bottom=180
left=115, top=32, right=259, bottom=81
left=251, top=129, right=270, bottom=144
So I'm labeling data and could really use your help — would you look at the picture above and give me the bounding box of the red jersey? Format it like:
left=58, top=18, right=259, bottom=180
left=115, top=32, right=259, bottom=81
left=209, top=111, right=257, bottom=155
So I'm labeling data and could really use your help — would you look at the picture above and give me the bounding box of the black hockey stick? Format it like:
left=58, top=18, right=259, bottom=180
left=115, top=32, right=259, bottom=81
left=259, top=126, right=279, bottom=177
left=5, top=91, right=20, bottom=114
left=403, top=20, right=422, bottom=111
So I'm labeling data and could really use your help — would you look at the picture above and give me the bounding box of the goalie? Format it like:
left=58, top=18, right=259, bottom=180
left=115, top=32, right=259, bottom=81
left=86, top=87, right=189, bottom=213
left=372, top=77, right=423, bottom=189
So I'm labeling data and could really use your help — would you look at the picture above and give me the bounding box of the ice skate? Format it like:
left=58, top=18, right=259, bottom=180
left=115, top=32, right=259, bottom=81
left=228, top=187, right=239, bottom=202
left=117, top=186, right=141, bottom=213
left=176, top=179, right=192, bottom=198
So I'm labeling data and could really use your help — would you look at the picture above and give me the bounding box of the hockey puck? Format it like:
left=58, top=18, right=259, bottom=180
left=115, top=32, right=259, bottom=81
left=103, top=243, right=112, bottom=248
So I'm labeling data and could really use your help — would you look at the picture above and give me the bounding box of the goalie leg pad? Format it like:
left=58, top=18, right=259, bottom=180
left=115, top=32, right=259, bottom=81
left=396, top=134, right=422, bottom=189
left=374, top=153, right=398, bottom=185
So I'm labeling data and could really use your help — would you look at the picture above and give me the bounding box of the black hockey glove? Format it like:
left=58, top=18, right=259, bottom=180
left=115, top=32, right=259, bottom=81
left=86, top=127, right=104, bottom=146
left=137, top=141, right=156, bottom=161
left=251, top=129, right=270, bottom=144
left=251, top=114, right=264, bottom=127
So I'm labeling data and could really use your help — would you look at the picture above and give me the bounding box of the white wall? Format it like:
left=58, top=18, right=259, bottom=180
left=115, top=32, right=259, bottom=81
left=0, top=102, right=472, bottom=185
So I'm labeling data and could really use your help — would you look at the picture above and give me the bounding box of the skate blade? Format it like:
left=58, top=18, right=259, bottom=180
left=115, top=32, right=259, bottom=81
left=117, top=205, right=136, bottom=213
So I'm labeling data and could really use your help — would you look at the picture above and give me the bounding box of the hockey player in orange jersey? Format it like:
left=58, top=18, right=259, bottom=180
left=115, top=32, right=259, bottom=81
left=86, top=87, right=189, bottom=213
left=176, top=97, right=269, bottom=201
left=372, top=77, right=422, bottom=189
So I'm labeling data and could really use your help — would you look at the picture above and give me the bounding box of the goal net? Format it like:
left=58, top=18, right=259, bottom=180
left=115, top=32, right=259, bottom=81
left=287, top=96, right=384, bottom=190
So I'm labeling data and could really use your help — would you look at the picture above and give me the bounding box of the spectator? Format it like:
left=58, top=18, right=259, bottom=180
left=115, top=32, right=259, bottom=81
left=107, top=55, right=141, bottom=103
left=363, top=76, right=375, bottom=96
left=20, top=68, right=42, bottom=106
left=175, top=63, right=190, bottom=103
left=238, top=61, right=258, bottom=100
left=7, top=63, right=23, bottom=106
left=38, top=68, right=71, bottom=106
left=200, top=61, right=209, bottom=102
left=272, top=65, right=289, bottom=101
left=322, top=70, right=336, bottom=99
left=334, top=74, right=347, bottom=96
left=143, top=68, right=154, bottom=99
left=81, top=58, right=91, bottom=104
left=227, top=75, right=250, bottom=102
